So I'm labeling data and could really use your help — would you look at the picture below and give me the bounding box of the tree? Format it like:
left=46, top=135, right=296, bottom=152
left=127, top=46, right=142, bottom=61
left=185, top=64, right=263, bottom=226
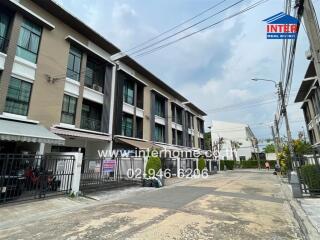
left=264, top=143, right=275, bottom=153
left=204, top=132, right=211, bottom=150
left=230, top=140, right=242, bottom=161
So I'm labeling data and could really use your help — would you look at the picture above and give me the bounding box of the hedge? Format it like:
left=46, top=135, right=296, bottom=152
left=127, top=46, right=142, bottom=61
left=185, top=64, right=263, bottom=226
left=198, top=157, right=206, bottom=171
left=301, top=165, right=320, bottom=195
left=240, top=160, right=276, bottom=169
left=220, top=160, right=235, bottom=170
left=145, top=156, right=162, bottom=177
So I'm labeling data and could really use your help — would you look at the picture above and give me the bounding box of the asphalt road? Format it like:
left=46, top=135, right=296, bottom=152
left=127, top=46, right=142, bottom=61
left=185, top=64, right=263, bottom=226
left=0, top=170, right=303, bottom=240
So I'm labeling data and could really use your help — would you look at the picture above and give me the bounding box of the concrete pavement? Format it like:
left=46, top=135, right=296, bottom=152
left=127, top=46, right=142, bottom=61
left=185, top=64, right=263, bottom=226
left=0, top=171, right=304, bottom=239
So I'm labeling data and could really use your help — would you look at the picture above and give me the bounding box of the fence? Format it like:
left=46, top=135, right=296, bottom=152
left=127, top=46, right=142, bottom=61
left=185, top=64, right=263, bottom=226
left=79, top=157, right=143, bottom=193
left=295, top=156, right=320, bottom=197
left=0, top=154, right=74, bottom=205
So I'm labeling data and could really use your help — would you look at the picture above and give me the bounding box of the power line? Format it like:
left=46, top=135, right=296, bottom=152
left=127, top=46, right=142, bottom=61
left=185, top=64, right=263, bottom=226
left=123, top=0, right=229, bottom=54
left=128, top=0, right=247, bottom=56
left=134, top=0, right=270, bottom=58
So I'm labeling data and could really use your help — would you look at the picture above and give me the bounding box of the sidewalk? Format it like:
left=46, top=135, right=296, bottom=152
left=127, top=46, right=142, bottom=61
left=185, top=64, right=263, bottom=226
left=280, top=177, right=320, bottom=240
left=298, top=198, right=320, bottom=234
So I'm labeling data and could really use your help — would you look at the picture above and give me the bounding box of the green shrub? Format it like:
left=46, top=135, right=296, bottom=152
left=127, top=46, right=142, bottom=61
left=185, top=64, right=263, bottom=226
left=221, top=160, right=235, bottom=170
left=198, top=157, right=206, bottom=171
left=301, top=165, right=320, bottom=195
left=145, top=156, right=161, bottom=177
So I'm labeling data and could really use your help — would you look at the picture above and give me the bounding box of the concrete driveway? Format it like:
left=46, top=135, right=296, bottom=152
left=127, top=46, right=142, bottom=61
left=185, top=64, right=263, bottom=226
left=0, top=170, right=303, bottom=240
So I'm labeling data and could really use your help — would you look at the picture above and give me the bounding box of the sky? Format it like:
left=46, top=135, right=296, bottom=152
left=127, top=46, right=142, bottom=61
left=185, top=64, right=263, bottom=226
left=55, top=0, right=320, bottom=143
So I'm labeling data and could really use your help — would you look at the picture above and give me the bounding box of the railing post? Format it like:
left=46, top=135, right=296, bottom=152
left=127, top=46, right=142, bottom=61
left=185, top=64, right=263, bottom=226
left=71, top=153, right=83, bottom=195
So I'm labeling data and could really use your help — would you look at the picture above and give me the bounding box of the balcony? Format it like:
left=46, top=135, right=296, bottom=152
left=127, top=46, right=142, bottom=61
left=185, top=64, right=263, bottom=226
left=81, top=116, right=101, bottom=132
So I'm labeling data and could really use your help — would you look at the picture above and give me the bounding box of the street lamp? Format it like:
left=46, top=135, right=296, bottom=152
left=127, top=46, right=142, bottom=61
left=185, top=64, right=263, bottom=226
left=251, top=77, right=296, bottom=169
left=251, top=78, right=278, bottom=88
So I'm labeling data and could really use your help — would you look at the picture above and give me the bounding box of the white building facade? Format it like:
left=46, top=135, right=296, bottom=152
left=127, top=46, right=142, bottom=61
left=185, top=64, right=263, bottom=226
left=211, top=121, right=257, bottom=161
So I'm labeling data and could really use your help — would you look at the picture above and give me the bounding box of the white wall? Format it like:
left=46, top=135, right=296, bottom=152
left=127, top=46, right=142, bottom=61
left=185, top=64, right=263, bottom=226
left=211, top=121, right=256, bottom=161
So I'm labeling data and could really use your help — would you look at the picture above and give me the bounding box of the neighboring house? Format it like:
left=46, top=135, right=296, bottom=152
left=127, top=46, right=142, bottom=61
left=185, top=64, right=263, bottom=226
left=0, top=0, right=206, bottom=157
left=295, top=61, right=320, bottom=149
left=211, top=121, right=257, bottom=161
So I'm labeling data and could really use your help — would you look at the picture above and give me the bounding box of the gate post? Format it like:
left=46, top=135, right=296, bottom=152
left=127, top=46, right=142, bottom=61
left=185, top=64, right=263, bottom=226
left=71, top=153, right=83, bottom=195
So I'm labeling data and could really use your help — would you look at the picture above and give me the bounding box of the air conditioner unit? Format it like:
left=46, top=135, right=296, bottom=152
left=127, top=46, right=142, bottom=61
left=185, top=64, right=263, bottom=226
left=93, top=84, right=103, bottom=93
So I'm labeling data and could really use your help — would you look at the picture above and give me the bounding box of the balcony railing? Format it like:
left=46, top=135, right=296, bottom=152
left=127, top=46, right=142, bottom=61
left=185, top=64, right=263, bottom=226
left=0, top=36, right=9, bottom=53
left=81, top=117, right=101, bottom=132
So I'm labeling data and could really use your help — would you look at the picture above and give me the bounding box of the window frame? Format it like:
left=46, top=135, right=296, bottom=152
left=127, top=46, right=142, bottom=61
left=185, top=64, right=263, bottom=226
left=5, top=77, right=32, bottom=116
left=61, top=94, right=77, bottom=125
left=123, top=78, right=135, bottom=106
left=155, top=96, right=165, bottom=118
left=16, top=19, right=42, bottom=63
left=155, top=123, right=165, bottom=143
left=67, top=46, right=82, bottom=81
left=122, top=113, right=134, bottom=137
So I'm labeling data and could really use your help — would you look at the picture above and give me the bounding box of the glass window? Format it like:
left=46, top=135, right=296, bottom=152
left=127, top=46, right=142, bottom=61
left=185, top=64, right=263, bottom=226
left=176, top=108, right=183, bottom=125
left=177, top=131, right=183, bottom=146
left=61, top=95, right=77, bottom=125
left=122, top=113, right=133, bottom=137
left=0, top=11, right=9, bottom=52
left=67, top=46, right=82, bottom=81
left=16, top=19, right=42, bottom=63
left=85, top=59, right=105, bottom=91
left=5, top=77, right=32, bottom=116
left=172, top=129, right=176, bottom=145
left=155, top=96, right=165, bottom=118
left=123, top=79, right=134, bottom=105
left=155, top=124, right=165, bottom=142
left=81, top=100, right=102, bottom=131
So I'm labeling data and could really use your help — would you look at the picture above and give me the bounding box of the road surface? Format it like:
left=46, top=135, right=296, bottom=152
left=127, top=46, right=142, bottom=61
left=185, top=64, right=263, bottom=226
left=0, top=170, right=303, bottom=239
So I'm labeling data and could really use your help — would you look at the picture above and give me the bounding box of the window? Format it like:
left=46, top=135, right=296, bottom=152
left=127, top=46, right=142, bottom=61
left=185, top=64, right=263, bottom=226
left=0, top=11, right=9, bottom=52
left=176, top=108, right=183, bottom=125
left=122, top=113, right=133, bottom=137
left=16, top=19, right=42, bottom=63
left=85, top=59, right=105, bottom=92
left=81, top=100, right=102, bottom=131
left=61, top=95, right=77, bottom=125
left=197, top=119, right=204, bottom=133
left=171, top=105, right=176, bottom=123
left=5, top=77, right=32, bottom=116
left=123, top=79, right=134, bottom=105
left=177, top=131, right=183, bottom=146
left=172, top=129, right=176, bottom=145
left=67, top=46, right=82, bottom=81
left=155, top=96, right=165, bottom=118
left=155, top=124, right=165, bottom=142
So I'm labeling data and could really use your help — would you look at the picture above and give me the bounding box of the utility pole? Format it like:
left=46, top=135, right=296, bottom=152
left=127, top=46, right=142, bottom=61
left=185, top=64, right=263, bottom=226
left=301, top=0, right=320, bottom=80
left=279, top=81, right=295, bottom=170
left=274, top=116, right=282, bottom=152
left=271, top=125, right=279, bottom=164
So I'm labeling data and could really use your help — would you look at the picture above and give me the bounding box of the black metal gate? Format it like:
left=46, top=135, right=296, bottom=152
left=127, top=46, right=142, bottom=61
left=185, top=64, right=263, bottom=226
left=0, top=154, right=75, bottom=205
left=163, top=158, right=177, bottom=176
left=80, top=157, right=143, bottom=193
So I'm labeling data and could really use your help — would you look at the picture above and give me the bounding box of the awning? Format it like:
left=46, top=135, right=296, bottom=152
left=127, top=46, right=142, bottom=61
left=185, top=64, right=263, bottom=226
left=295, top=77, right=317, bottom=102
left=114, top=137, right=161, bottom=150
left=0, top=119, right=65, bottom=145
left=51, top=126, right=112, bottom=141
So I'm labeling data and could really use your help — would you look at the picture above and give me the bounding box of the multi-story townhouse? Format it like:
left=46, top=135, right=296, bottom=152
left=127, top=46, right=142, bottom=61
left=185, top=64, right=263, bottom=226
left=112, top=61, right=206, bottom=152
left=295, top=60, right=320, bottom=148
left=0, top=0, right=206, bottom=157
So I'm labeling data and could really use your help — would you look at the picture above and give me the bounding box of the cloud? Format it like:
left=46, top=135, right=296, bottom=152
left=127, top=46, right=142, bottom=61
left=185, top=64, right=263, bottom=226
left=57, top=0, right=309, bottom=140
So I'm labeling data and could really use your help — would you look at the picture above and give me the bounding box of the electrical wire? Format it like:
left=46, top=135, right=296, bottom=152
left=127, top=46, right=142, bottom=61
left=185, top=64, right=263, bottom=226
left=134, top=0, right=270, bottom=58
left=123, top=0, right=229, bottom=54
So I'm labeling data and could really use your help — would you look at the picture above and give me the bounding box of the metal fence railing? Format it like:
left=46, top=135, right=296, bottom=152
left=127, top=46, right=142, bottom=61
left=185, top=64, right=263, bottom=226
left=0, top=154, right=74, bottom=205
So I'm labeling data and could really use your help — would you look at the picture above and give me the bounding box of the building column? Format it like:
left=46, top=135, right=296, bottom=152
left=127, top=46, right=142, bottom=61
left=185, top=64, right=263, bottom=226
left=133, top=82, right=137, bottom=137
left=75, top=52, right=87, bottom=128
left=0, top=12, right=23, bottom=113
